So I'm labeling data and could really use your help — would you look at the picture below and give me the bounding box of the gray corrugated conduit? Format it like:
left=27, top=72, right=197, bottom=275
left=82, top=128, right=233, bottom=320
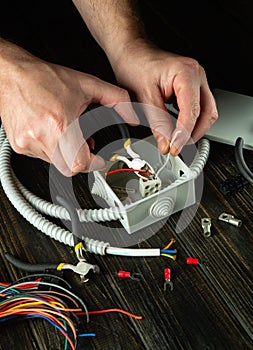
left=0, top=125, right=210, bottom=256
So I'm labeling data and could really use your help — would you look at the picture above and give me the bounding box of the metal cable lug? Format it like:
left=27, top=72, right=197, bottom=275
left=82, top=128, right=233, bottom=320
left=218, top=213, right=242, bottom=227
left=59, top=261, right=100, bottom=283
left=201, top=217, right=212, bottom=238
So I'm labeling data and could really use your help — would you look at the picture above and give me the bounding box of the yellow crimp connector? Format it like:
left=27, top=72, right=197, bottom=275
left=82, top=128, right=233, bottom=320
left=57, top=263, right=65, bottom=271
left=110, top=153, right=119, bottom=162
left=74, top=242, right=83, bottom=252
left=123, top=138, right=131, bottom=149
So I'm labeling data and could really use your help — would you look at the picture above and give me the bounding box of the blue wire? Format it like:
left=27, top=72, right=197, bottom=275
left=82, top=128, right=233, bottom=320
left=160, top=249, right=176, bottom=254
left=78, top=333, right=96, bottom=337
left=24, top=314, right=69, bottom=335
left=0, top=314, right=66, bottom=334
left=0, top=286, right=20, bottom=294
left=0, top=315, right=17, bottom=322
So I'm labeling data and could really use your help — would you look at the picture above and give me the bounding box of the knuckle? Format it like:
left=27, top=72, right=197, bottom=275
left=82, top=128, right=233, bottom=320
left=191, top=103, right=201, bottom=121
left=72, top=160, right=88, bottom=174
left=116, top=88, right=130, bottom=101
left=14, top=132, right=31, bottom=152
left=185, top=57, right=201, bottom=72
left=211, top=110, right=219, bottom=123
left=44, top=109, right=66, bottom=138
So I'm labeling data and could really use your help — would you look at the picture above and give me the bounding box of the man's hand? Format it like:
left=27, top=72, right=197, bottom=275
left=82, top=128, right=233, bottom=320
left=0, top=39, right=138, bottom=176
left=73, top=0, right=218, bottom=156
left=109, top=39, right=218, bottom=155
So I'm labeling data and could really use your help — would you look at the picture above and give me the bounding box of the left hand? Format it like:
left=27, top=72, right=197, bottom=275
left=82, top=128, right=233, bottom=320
left=109, top=38, right=218, bottom=155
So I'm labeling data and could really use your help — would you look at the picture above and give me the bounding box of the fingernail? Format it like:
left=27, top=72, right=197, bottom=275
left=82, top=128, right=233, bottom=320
left=170, top=143, right=182, bottom=156
left=89, top=156, right=106, bottom=171
left=157, top=136, right=170, bottom=154
left=115, top=103, right=139, bottom=125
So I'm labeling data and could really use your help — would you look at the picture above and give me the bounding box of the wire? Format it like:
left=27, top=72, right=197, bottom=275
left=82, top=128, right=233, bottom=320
left=76, top=308, right=143, bottom=320
left=13, top=273, right=72, bottom=289
left=235, top=137, right=253, bottom=183
left=0, top=275, right=143, bottom=350
left=160, top=249, right=177, bottom=254
left=156, top=130, right=182, bottom=178
left=0, top=281, right=89, bottom=323
left=160, top=254, right=176, bottom=260
left=105, top=168, right=148, bottom=176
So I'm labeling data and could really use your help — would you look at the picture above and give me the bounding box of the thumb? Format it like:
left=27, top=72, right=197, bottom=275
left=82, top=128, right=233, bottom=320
left=137, top=93, right=174, bottom=154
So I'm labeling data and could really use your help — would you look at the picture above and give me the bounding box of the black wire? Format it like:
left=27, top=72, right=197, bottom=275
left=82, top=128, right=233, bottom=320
left=4, top=252, right=58, bottom=272
left=115, top=120, right=131, bottom=140
left=235, top=137, right=253, bottom=184
left=56, top=195, right=81, bottom=245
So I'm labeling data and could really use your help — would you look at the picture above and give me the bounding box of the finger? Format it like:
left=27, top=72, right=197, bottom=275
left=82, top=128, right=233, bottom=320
left=51, top=143, right=76, bottom=177
left=136, top=89, right=174, bottom=154
left=190, top=86, right=218, bottom=142
left=169, top=126, right=190, bottom=156
left=79, top=75, right=139, bottom=125
left=170, top=74, right=201, bottom=155
left=174, top=75, right=201, bottom=137
left=6, top=124, right=55, bottom=164
left=57, top=119, right=105, bottom=175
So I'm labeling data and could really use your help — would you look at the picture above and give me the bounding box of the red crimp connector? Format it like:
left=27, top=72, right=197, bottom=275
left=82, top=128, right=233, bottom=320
left=186, top=257, right=199, bottom=265
left=186, top=257, right=208, bottom=266
left=164, top=268, right=173, bottom=291
left=118, top=270, right=131, bottom=278
left=164, top=268, right=171, bottom=281
left=117, top=270, right=141, bottom=281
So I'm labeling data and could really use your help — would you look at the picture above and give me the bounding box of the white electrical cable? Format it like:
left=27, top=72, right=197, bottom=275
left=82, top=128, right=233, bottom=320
left=156, top=130, right=182, bottom=178
left=0, top=125, right=210, bottom=256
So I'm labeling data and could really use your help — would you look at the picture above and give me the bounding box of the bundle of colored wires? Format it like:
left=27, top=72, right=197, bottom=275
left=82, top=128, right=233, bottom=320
left=0, top=277, right=89, bottom=350
left=0, top=275, right=142, bottom=349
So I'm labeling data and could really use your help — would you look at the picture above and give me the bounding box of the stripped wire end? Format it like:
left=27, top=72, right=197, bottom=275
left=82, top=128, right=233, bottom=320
left=160, top=254, right=177, bottom=261
left=161, top=238, right=177, bottom=260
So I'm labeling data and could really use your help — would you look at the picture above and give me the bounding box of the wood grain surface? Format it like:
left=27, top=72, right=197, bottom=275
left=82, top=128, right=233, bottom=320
left=0, top=135, right=252, bottom=350
left=0, top=2, right=253, bottom=349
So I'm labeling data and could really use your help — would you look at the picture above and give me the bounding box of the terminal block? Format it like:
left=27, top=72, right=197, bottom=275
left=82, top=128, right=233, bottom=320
left=139, top=177, right=161, bottom=197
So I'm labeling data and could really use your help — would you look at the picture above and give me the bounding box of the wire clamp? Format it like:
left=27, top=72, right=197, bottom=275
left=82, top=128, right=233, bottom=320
left=60, top=261, right=100, bottom=283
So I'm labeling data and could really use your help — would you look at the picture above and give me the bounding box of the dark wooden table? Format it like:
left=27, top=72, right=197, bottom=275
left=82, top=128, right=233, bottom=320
left=0, top=131, right=252, bottom=350
left=0, top=2, right=253, bottom=349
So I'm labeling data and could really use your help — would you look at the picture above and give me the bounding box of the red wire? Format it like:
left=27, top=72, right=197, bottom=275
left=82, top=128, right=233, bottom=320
left=76, top=308, right=142, bottom=320
left=105, top=169, right=147, bottom=176
left=0, top=279, right=41, bottom=289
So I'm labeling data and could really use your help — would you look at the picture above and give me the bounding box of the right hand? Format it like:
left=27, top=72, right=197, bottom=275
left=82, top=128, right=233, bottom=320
left=0, top=43, right=138, bottom=176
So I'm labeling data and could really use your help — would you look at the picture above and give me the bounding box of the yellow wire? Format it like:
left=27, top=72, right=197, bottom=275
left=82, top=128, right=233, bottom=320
left=161, top=254, right=177, bottom=261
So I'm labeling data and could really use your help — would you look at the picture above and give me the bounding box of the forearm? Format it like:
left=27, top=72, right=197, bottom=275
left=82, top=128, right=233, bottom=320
left=0, top=37, right=37, bottom=76
left=72, top=0, right=144, bottom=63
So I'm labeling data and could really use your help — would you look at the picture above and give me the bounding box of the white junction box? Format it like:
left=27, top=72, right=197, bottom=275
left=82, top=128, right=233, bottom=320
left=92, top=135, right=196, bottom=233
